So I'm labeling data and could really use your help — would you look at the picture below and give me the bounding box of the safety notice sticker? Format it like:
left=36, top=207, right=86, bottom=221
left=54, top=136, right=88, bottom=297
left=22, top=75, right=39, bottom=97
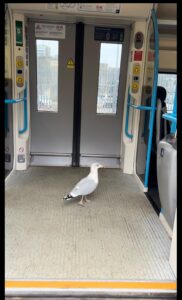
left=35, top=23, right=65, bottom=39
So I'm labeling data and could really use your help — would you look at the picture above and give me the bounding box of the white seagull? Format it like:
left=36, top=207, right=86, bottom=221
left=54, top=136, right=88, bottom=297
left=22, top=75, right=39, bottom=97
left=63, top=163, right=103, bottom=206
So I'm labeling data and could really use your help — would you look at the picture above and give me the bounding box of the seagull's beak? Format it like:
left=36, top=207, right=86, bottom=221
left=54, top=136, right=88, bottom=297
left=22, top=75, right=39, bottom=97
left=99, top=164, right=104, bottom=168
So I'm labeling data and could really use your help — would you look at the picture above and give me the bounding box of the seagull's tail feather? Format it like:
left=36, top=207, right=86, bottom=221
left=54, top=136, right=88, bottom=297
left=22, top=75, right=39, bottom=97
left=63, top=193, right=74, bottom=201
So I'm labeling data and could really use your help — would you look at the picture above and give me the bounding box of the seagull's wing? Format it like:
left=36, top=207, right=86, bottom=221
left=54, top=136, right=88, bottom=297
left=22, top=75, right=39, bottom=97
left=70, top=176, right=98, bottom=197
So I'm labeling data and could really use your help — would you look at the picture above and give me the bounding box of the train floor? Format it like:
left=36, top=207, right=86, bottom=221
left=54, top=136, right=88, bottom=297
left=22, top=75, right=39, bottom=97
left=5, top=166, right=175, bottom=281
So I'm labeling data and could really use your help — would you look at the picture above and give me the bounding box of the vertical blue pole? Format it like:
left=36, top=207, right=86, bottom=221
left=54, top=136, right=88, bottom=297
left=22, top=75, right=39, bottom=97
left=170, top=89, right=177, bottom=134
left=19, top=82, right=28, bottom=134
left=144, top=8, right=159, bottom=188
left=125, top=88, right=133, bottom=139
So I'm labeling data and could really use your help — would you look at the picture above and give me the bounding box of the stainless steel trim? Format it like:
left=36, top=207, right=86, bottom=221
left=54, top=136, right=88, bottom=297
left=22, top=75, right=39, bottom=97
left=30, top=152, right=72, bottom=157
left=5, top=288, right=177, bottom=298
left=80, top=154, right=120, bottom=158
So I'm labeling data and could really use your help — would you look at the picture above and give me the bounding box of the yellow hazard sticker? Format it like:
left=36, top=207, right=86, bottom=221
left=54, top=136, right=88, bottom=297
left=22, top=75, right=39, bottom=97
left=67, top=58, right=75, bottom=69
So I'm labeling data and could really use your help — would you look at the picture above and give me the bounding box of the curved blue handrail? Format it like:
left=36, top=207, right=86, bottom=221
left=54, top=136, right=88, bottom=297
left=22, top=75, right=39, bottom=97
left=125, top=91, right=158, bottom=140
left=19, top=83, right=28, bottom=134
left=125, top=90, right=133, bottom=139
left=128, top=103, right=157, bottom=111
left=4, top=83, right=28, bottom=134
left=144, top=8, right=159, bottom=188
left=5, top=98, right=25, bottom=104
left=162, top=113, right=177, bottom=123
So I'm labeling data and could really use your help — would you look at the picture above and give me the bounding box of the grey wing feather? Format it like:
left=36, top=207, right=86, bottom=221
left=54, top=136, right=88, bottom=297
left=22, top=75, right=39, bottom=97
left=70, top=176, right=97, bottom=197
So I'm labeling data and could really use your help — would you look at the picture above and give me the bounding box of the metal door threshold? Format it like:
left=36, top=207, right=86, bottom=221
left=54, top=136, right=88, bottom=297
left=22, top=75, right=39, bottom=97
left=5, top=280, right=176, bottom=298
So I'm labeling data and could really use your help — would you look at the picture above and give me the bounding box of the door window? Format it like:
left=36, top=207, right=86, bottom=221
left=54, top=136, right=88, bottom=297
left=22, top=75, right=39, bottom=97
left=97, top=43, right=122, bottom=114
left=158, top=73, right=177, bottom=113
left=36, top=39, right=59, bottom=112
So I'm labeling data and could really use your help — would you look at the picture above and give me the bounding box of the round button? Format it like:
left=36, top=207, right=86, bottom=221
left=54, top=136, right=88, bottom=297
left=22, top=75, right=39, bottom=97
left=16, top=61, right=23, bottom=67
left=16, top=76, right=24, bottom=84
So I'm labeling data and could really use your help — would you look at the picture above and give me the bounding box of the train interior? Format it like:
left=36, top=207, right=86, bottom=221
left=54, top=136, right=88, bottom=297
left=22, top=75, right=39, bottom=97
left=5, top=3, right=177, bottom=298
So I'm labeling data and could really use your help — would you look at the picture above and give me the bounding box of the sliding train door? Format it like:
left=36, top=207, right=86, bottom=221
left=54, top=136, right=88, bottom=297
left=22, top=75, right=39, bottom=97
left=29, top=21, right=130, bottom=167
left=80, top=25, right=130, bottom=167
left=29, top=21, right=75, bottom=166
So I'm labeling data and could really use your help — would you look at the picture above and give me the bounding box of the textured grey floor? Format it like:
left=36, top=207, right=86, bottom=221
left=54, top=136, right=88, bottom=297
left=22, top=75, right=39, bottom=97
left=5, top=167, right=175, bottom=280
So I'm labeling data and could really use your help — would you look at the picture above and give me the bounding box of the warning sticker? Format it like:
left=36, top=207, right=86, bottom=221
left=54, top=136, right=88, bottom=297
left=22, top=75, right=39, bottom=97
left=35, top=23, right=65, bottom=39
left=67, top=58, right=75, bottom=69
left=134, top=50, right=143, bottom=61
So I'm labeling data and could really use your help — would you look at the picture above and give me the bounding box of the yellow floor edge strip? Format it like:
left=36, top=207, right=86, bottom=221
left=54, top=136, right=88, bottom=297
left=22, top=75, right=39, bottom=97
left=5, top=281, right=177, bottom=290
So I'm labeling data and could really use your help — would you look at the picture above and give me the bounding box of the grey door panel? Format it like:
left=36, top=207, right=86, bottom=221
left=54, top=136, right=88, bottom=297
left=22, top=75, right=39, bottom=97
left=29, top=21, right=75, bottom=156
left=80, top=25, right=130, bottom=166
left=29, top=21, right=130, bottom=167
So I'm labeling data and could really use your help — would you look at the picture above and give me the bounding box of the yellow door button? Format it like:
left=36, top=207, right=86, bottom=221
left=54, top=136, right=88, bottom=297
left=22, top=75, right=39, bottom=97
left=16, top=76, right=24, bottom=84
left=133, top=65, right=140, bottom=75
left=132, top=82, right=139, bottom=93
left=16, top=61, right=24, bottom=67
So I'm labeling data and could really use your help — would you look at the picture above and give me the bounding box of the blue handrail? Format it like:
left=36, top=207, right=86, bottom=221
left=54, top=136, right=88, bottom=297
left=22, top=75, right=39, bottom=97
left=128, top=103, right=157, bottom=111
left=19, top=84, right=28, bottom=134
left=125, top=90, right=133, bottom=139
left=125, top=90, right=158, bottom=140
left=144, top=8, right=159, bottom=189
left=162, top=113, right=177, bottom=123
left=4, top=83, right=28, bottom=134
left=5, top=98, right=25, bottom=104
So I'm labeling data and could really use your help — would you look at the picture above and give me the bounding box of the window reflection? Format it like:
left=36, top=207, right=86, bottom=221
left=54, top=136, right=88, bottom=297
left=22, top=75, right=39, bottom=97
left=158, top=73, right=177, bottom=113
left=97, top=43, right=122, bottom=114
left=36, top=39, right=59, bottom=112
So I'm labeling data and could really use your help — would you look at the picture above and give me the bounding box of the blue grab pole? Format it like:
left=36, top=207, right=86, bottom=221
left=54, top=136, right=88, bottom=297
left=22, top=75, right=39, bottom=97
left=125, top=89, right=133, bottom=139
left=163, top=113, right=177, bottom=123
left=170, top=89, right=177, bottom=134
left=128, top=103, right=157, bottom=111
left=19, top=83, right=28, bottom=134
left=5, top=98, right=24, bottom=104
left=144, top=8, right=159, bottom=189
left=4, top=83, right=28, bottom=135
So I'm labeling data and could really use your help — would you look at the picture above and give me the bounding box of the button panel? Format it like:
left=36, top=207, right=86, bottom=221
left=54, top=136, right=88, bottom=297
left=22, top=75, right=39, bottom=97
left=16, top=56, right=24, bottom=88
left=132, top=64, right=140, bottom=93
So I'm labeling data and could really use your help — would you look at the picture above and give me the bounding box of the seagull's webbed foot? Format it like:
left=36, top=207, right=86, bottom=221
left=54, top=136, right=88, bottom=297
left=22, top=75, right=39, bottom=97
left=78, top=196, right=84, bottom=207
left=84, top=195, right=90, bottom=203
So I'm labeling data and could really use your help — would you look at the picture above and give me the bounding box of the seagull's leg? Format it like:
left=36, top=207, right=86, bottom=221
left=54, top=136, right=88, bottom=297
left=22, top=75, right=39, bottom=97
left=85, top=195, right=90, bottom=203
left=78, top=196, right=84, bottom=206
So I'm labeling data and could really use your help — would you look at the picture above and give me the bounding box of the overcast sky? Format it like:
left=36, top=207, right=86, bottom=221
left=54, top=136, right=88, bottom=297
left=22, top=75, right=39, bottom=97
left=100, top=43, right=122, bottom=68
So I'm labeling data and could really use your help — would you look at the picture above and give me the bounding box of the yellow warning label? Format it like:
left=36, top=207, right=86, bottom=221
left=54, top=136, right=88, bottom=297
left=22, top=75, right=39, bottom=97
left=67, top=58, right=75, bottom=69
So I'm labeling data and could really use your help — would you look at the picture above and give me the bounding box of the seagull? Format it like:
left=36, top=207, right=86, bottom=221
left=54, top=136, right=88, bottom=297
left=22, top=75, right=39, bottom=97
left=63, top=163, right=104, bottom=206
